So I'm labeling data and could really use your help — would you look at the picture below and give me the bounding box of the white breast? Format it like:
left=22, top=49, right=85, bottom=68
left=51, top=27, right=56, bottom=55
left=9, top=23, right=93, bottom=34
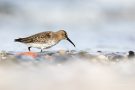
left=26, top=40, right=57, bottom=49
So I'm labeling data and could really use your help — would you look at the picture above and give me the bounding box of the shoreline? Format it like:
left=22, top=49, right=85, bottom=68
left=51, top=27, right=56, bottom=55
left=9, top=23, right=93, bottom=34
left=0, top=50, right=134, bottom=64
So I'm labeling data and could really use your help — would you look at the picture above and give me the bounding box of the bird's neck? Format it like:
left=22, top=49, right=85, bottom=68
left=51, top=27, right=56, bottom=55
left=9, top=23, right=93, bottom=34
left=54, top=33, right=63, bottom=41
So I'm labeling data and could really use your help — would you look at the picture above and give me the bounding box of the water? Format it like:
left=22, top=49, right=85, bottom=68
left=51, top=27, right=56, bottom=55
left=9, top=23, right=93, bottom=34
left=0, top=0, right=135, bottom=51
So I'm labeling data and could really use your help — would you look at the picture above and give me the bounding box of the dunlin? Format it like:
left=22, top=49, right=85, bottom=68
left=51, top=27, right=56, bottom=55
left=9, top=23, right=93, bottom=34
left=15, top=30, right=75, bottom=52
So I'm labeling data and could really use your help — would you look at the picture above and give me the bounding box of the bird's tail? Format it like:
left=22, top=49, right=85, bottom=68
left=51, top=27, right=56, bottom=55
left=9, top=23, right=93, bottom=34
left=14, top=38, right=24, bottom=42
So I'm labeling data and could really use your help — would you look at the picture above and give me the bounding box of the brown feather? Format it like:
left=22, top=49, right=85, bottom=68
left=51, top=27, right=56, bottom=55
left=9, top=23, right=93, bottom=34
left=16, top=31, right=54, bottom=43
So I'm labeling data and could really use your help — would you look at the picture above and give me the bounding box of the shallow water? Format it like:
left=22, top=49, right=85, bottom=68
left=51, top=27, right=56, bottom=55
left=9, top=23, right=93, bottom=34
left=0, top=0, right=135, bottom=51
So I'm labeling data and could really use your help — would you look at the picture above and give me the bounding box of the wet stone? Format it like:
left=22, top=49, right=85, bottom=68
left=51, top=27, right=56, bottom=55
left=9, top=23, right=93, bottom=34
left=0, top=50, right=133, bottom=64
left=0, top=51, right=8, bottom=60
left=128, top=51, right=134, bottom=58
left=97, top=51, right=102, bottom=53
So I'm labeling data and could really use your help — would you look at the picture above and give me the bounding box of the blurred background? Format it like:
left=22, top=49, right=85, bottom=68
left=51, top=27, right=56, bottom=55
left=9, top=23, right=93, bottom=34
left=0, top=0, right=135, bottom=51
left=1, top=1, right=135, bottom=90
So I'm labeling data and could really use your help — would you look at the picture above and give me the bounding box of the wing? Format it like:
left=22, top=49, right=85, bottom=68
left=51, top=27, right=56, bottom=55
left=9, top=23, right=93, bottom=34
left=18, top=31, right=53, bottom=43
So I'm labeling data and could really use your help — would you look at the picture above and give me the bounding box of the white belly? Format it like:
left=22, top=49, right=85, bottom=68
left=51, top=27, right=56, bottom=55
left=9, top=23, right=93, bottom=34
left=26, top=41, right=57, bottom=49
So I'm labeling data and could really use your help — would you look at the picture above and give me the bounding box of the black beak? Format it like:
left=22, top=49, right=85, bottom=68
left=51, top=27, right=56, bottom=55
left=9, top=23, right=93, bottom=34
left=67, top=37, right=75, bottom=47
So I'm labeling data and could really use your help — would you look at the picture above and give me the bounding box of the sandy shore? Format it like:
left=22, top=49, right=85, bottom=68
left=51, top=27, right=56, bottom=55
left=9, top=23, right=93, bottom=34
left=0, top=50, right=135, bottom=90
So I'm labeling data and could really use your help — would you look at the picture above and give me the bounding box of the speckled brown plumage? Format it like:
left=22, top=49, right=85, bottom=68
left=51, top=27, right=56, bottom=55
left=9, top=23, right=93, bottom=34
left=15, top=31, right=54, bottom=43
left=15, top=30, right=75, bottom=52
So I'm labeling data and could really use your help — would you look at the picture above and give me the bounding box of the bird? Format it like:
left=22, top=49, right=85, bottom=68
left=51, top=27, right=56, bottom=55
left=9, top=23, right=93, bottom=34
left=14, top=30, right=75, bottom=52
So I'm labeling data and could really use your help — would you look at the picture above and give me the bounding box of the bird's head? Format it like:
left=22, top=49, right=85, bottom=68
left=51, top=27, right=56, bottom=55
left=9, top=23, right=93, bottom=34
left=57, top=30, right=76, bottom=47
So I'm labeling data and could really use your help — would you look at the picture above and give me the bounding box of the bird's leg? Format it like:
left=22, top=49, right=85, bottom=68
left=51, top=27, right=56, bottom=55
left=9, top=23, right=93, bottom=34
left=28, top=47, right=31, bottom=51
left=40, top=49, right=43, bottom=52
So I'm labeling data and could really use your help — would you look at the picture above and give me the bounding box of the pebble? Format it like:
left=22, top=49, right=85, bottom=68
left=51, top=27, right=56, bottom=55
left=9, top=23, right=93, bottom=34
left=0, top=50, right=134, bottom=63
left=128, top=51, right=134, bottom=58
left=0, top=51, right=7, bottom=60
left=58, top=50, right=67, bottom=55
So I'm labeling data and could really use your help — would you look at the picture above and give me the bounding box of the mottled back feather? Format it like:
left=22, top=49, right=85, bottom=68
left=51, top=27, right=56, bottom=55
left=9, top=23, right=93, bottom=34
left=16, top=31, right=53, bottom=43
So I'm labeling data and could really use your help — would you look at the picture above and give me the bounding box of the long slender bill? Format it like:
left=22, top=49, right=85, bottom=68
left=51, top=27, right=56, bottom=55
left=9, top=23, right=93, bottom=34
left=67, top=37, right=75, bottom=47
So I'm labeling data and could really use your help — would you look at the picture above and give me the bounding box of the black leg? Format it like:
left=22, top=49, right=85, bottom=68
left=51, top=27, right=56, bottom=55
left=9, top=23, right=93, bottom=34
left=28, top=47, right=31, bottom=51
left=40, top=49, right=43, bottom=52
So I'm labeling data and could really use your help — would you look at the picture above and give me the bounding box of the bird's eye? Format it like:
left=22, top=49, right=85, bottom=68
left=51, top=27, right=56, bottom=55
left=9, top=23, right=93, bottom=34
left=64, top=33, right=67, bottom=37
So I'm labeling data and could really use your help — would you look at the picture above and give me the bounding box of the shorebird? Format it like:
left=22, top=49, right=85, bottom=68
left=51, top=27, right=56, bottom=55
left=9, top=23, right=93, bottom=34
left=14, top=30, right=75, bottom=52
